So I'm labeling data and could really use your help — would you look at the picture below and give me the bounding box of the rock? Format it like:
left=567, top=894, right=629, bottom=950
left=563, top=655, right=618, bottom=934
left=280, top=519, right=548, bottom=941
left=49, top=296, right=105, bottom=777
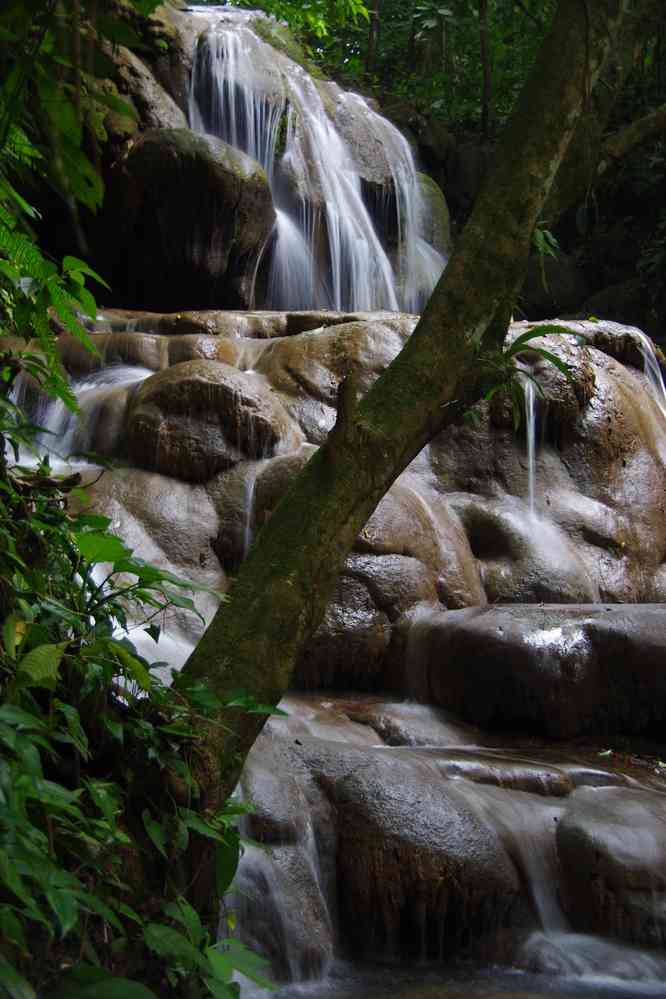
left=558, top=787, right=666, bottom=947
left=127, top=359, right=301, bottom=482
left=411, top=604, right=666, bottom=738
left=302, top=739, right=529, bottom=960
left=294, top=576, right=392, bottom=690
left=102, top=129, right=275, bottom=310
left=416, top=173, right=452, bottom=258
left=77, top=466, right=225, bottom=672
left=106, top=43, right=187, bottom=132
left=255, top=315, right=416, bottom=442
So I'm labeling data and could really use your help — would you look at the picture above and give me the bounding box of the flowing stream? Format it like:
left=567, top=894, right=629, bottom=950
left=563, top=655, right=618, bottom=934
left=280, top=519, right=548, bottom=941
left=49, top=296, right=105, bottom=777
left=187, top=6, right=446, bottom=312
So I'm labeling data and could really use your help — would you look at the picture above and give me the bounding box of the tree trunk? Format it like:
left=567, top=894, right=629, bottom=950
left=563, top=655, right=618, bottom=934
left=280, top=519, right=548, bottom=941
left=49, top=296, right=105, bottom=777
left=181, top=0, right=634, bottom=818
left=365, top=0, right=380, bottom=75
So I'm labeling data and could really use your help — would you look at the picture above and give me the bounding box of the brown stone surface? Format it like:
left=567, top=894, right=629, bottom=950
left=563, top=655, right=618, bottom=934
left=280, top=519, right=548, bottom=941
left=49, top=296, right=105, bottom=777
left=412, top=604, right=666, bottom=738
left=102, top=130, right=275, bottom=310
left=558, top=786, right=666, bottom=947
left=127, top=360, right=302, bottom=481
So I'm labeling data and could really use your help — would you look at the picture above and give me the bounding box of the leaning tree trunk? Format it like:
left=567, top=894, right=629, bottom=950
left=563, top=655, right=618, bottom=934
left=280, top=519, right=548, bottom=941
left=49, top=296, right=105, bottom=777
left=181, top=0, right=634, bottom=823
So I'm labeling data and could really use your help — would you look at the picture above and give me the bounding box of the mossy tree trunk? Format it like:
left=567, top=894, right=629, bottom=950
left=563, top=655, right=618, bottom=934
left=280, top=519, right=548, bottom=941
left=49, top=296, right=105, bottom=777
left=181, top=0, right=633, bottom=821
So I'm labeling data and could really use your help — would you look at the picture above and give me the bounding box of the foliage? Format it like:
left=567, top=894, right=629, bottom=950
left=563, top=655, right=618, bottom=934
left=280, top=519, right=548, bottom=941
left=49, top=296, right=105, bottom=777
left=468, top=325, right=574, bottom=431
left=230, top=0, right=369, bottom=42
left=0, top=346, right=275, bottom=997
left=0, top=2, right=274, bottom=995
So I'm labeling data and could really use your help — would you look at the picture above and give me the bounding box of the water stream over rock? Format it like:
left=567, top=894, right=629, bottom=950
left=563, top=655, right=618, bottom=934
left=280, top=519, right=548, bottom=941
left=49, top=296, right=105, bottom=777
left=27, top=307, right=666, bottom=997
left=187, top=5, right=445, bottom=312
left=23, top=9, right=666, bottom=988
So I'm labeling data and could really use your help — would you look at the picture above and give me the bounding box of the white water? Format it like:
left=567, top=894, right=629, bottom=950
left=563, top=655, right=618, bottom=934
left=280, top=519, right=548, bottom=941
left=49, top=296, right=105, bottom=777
left=12, top=364, right=150, bottom=467
left=636, top=330, right=666, bottom=420
left=187, top=7, right=446, bottom=312
left=524, top=376, right=537, bottom=515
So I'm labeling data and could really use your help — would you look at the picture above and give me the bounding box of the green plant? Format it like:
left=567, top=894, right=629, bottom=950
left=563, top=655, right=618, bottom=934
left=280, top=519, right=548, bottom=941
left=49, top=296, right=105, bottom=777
left=467, top=324, right=574, bottom=430
left=0, top=375, right=273, bottom=995
left=531, top=221, right=560, bottom=293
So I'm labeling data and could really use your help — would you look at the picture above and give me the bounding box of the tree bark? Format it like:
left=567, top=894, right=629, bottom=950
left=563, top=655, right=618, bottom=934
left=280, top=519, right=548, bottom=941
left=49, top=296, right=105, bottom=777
left=601, top=102, right=666, bottom=163
left=365, top=0, right=380, bottom=75
left=181, top=0, right=634, bottom=815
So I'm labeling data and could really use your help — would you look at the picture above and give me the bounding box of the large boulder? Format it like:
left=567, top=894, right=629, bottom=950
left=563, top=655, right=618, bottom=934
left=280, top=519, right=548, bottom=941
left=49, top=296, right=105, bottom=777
left=557, top=787, right=666, bottom=947
left=127, top=359, right=301, bottom=481
left=102, top=129, right=275, bottom=310
left=417, top=173, right=452, bottom=258
left=407, top=604, right=666, bottom=738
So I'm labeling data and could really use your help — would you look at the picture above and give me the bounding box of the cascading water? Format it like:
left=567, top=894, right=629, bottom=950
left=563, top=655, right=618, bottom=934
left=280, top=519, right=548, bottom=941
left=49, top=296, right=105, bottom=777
left=187, top=6, right=446, bottom=313
left=636, top=329, right=666, bottom=420
left=523, top=375, right=537, bottom=515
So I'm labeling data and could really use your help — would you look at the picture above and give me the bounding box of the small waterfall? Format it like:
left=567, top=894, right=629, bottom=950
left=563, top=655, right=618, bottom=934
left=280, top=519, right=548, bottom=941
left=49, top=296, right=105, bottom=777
left=267, top=209, right=319, bottom=310
left=635, top=330, right=666, bottom=420
left=12, top=365, right=150, bottom=466
left=189, top=21, right=286, bottom=178
left=187, top=7, right=446, bottom=312
left=523, top=376, right=537, bottom=515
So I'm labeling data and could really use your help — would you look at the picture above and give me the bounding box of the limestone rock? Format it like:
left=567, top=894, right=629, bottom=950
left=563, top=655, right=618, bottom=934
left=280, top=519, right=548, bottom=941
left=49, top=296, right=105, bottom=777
left=412, top=604, right=666, bottom=738
left=416, top=172, right=452, bottom=258
left=558, top=787, right=666, bottom=947
left=127, top=359, right=301, bottom=481
left=102, top=129, right=275, bottom=310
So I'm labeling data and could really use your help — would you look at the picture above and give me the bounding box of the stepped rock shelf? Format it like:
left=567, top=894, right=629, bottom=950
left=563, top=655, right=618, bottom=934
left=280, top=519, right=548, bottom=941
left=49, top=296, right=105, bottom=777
left=38, top=308, right=666, bottom=995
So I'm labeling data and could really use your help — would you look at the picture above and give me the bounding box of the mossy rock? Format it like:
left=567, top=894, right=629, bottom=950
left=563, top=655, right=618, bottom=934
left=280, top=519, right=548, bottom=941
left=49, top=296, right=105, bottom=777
left=250, top=16, right=323, bottom=78
left=102, top=129, right=275, bottom=310
left=417, top=173, right=451, bottom=257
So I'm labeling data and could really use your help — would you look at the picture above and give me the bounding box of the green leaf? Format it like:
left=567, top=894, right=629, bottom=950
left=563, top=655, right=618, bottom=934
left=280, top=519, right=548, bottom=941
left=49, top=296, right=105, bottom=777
left=17, top=641, right=68, bottom=690
left=142, top=809, right=168, bottom=859
left=144, top=923, right=209, bottom=972
left=0, top=908, right=27, bottom=953
left=164, top=897, right=205, bottom=947
left=530, top=347, right=573, bottom=380
left=74, top=530, right=130, bottom=564
left=0, top=958, right=35, bottom=999
left=215, top=832, right=240, bottom=897
left=62, top=256, right=110, bottom=289
left=50, top=970, right=158, bottom=999
left=46, top=887, right=79, bottom=937
left=203, top=977, right=238, bottom=999
left=106, top=641, right=152, bottom=691
left=212, top=941, right=274, bottom=989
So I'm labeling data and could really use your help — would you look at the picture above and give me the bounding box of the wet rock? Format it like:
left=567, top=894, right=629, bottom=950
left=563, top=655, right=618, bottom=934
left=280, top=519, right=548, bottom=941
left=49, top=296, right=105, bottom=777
left=127, top=359, right=301, bottom=482
left=102, top=129, right=275, bottom=310
left=255, top=315, right=416, bottom=442
left=105, top=43, right=187, bottom=133
left=77, top=466, right=225, bottom=669
left=417, top=173, right=452, bottom=258
left=449, top=496, right=599, bottom=604
left=558, top=787, right=666, bottom=947
left=303, top=740, right=529, bottom=960
left=414, top=604, right=666, bottom=738
left=294, top=576, right=392, bottom=690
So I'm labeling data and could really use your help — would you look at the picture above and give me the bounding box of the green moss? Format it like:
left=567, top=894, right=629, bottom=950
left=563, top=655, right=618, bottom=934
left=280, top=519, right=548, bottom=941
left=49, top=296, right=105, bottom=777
left=250, top=17, right=323, bottom=78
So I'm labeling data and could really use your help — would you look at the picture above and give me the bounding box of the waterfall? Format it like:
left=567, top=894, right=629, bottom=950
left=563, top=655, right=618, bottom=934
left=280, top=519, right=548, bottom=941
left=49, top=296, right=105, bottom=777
left=524, top=376, right=537, bottom=515
left=635, top=330, right=666, bottom=420
left=187, top=7, right=446, bottom=312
